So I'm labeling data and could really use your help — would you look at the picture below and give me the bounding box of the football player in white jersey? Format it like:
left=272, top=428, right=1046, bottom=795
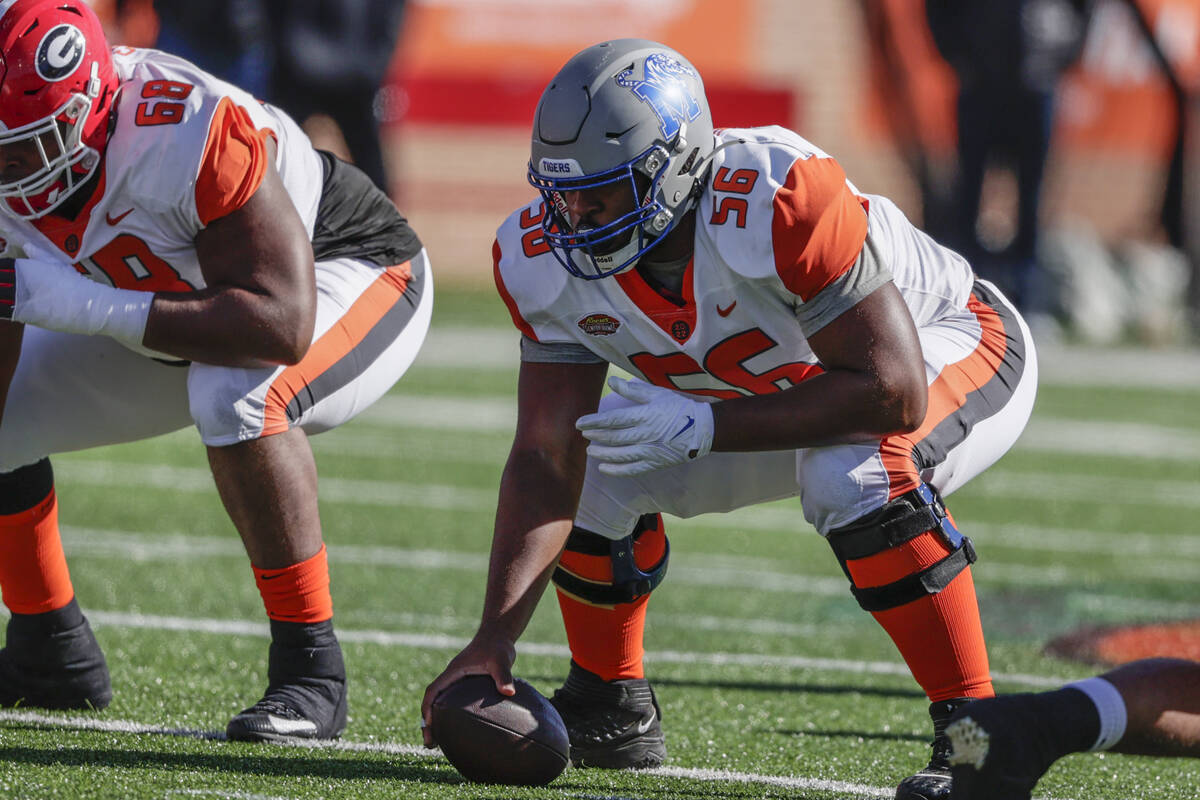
left=421, top=39, right=1038, bottom=799
left=0, top=0, right=432, bottom=742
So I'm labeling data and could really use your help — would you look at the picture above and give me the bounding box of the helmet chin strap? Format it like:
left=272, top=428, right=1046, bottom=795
left=572, top=233, right=643, bottom=277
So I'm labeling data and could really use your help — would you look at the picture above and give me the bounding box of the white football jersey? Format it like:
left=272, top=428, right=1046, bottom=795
left=0, top=46, right=322, bottom=291
left=494, top=126, right=977, bottom=398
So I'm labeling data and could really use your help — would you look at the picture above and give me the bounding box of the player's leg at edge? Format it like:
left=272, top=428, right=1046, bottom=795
left=0, top=458, right=112, bottom=710
left=213, top=252, right=431, bottom=743
left=549, top=514, right=669, bottom=769
left=825, top=482, right=991, bottom=800
left=947, top=658, right=1200, bottom=800
left=214, top=427, right=348, bottom=743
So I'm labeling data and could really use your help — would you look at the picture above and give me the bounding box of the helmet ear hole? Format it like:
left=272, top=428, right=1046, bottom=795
left=676, top=147, right=700, bottom=176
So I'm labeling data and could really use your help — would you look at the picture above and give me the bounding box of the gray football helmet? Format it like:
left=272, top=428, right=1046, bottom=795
left=528, top=39, right=714, bottom=279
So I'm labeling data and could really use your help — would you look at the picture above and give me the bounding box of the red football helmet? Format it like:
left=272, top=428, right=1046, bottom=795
left=0, top=0, right=118, bottom=218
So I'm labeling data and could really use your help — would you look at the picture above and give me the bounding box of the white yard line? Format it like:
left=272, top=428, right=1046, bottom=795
left=57, top=526, right=1200, bottom=613
left=39, top=608, right=1070, bottom=689
left=53, top=457, right=1200, bottom=516
left=0, top=705, right=1080, bottom=800
left=1017, top=417, right=1200, bottom=462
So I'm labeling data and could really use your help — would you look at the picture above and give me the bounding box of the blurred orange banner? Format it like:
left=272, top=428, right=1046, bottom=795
left=397, top=0, right=754, bottom=80
left=386, top=0, right=798, bottom=130
left=1057, top=0, right=1200, bottom=156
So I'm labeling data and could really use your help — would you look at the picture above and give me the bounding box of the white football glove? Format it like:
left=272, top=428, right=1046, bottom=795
left=576, top=376, right=715, bottom=476
left=1, top=255, right=85, bottom=323
left=0, top=255, right=151, bottom=347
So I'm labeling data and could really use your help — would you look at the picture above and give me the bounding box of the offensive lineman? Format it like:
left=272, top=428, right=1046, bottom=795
left=0, top=0, right=431, bottom=741
left=421, top=39, right=1037, bottom=799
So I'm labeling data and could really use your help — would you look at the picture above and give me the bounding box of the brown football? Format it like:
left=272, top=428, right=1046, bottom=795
left=430, top=675, right=570, bottom=785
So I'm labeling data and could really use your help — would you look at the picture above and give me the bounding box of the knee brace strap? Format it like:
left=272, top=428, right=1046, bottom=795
left=552, top=515, right=669, bottom=605
left=828, top=484, right=964, bottom=562
left=849, top=542, right=977, bottom=612
left=827, top=483, right=977, bottom=612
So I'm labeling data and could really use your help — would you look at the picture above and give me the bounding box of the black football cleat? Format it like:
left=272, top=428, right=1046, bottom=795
left=0, top=598, right=112, bottom=710
left=895, top=698, right=975, bottom=800
left=549, top=661, right=666, bottom=769
left=226, top=620, right=348, bottom=743
left=946, top=694, right=1056, bottom=800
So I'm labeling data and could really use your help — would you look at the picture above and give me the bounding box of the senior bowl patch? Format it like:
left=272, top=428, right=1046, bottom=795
left=578, top=313, right=621, bottom=336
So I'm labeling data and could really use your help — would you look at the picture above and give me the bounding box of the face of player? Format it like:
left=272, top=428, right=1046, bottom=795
left=561, top=180, right=637, bottom=234
left=0, top=131, right=62, bottom=185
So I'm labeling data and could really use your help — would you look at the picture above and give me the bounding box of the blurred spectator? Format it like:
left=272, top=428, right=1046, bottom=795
left=263, top=0, right=406, bottom=193
left=152, top=0, right=269, bottom=95
left=926, top=0, right=1091, bottom=311
left=150, top=0, right=405, bottom=193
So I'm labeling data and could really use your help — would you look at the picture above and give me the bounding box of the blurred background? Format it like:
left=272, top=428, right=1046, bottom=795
left=94, top=0, right=1199, bottom=347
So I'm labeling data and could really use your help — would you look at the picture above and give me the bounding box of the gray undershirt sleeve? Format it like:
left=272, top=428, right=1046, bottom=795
left=520, top=335, right=607, bottom=364
left=794, top=231, right=892, bottom=336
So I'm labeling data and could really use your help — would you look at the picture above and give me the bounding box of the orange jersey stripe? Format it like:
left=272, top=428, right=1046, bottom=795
left=261, top=262, right=412, bottom=436
left=771, top=155, right=868, bottom=301
left=615, top=258, right=697, bottom=343
left=493, top=238, right=539, bottom=341
left=195, top=97, right=271, bottom=226
left=879, top=290, right=1011, bottom=497
left=31, top=168, right=108, bottom=259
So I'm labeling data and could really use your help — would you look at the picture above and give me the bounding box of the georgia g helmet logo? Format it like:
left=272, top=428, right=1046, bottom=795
left=35, top=24, right=86, bottom=82
left=614, top=53, right=702, bottom=140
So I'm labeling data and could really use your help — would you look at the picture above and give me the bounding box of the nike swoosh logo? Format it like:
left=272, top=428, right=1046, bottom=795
left=669, top=416, right=695, bottom=441
left=106, top=208, right=134, bottom=225
left=265, top=715, right=318, bottom=735
left=636, top=715, right=654, bottom=734
left=716, top=301, right=736, bottom=317
left=605, top=124, right=637, bottom=139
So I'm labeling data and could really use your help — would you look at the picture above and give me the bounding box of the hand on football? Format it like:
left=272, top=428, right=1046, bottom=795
left=420, top=632, right=517, bottom=748
left=576, top=375, right=714, bottom=476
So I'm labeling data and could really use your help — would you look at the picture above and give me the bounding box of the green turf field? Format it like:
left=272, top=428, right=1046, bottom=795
left=2, top=287, right=1198, bottom=800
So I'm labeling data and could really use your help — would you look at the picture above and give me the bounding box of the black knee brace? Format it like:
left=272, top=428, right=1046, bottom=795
left=552, top=514, right=670, bottom=605
left=826, top=483, right=976, bottom=612
left=0, top=459, right=54, bottom=515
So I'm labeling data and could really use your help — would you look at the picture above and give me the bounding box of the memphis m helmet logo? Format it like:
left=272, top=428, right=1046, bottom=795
left=614, top=53, right=701, bottom=140
left=35, top=23, right=85, bottom=82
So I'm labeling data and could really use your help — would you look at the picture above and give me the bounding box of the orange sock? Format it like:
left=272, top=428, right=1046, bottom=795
left=253, top=543, right=334, bottom=623
left=0, top=487, right=75, bottom=615
left=556, top=518, right=667, bottom=681
left=846, top=529, right=994, bottom=701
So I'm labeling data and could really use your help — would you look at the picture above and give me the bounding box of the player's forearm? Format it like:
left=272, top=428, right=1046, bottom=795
left=711, top=367, right=926, bottom=451
left=143, top=286, right=315, bottom=367
left=477, top=450, right=582, bottom=643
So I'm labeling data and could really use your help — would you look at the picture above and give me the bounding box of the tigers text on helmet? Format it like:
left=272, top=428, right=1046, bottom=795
left=0, top=0, right=119, bottom=219
left=528, top=39, right=714, bottom=280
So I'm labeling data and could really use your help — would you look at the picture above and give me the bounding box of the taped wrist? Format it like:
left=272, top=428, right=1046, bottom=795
left=827, top=483, right=976, bottom=612
left=552, top=514, right=669, bottom=606
left=9, top=257, right=153, bottom=347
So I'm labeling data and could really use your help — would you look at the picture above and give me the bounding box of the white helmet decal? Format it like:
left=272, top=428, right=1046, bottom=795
left=35, top=24, right=85, bottom=82
left=538, top=157, right=584, bottom=177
